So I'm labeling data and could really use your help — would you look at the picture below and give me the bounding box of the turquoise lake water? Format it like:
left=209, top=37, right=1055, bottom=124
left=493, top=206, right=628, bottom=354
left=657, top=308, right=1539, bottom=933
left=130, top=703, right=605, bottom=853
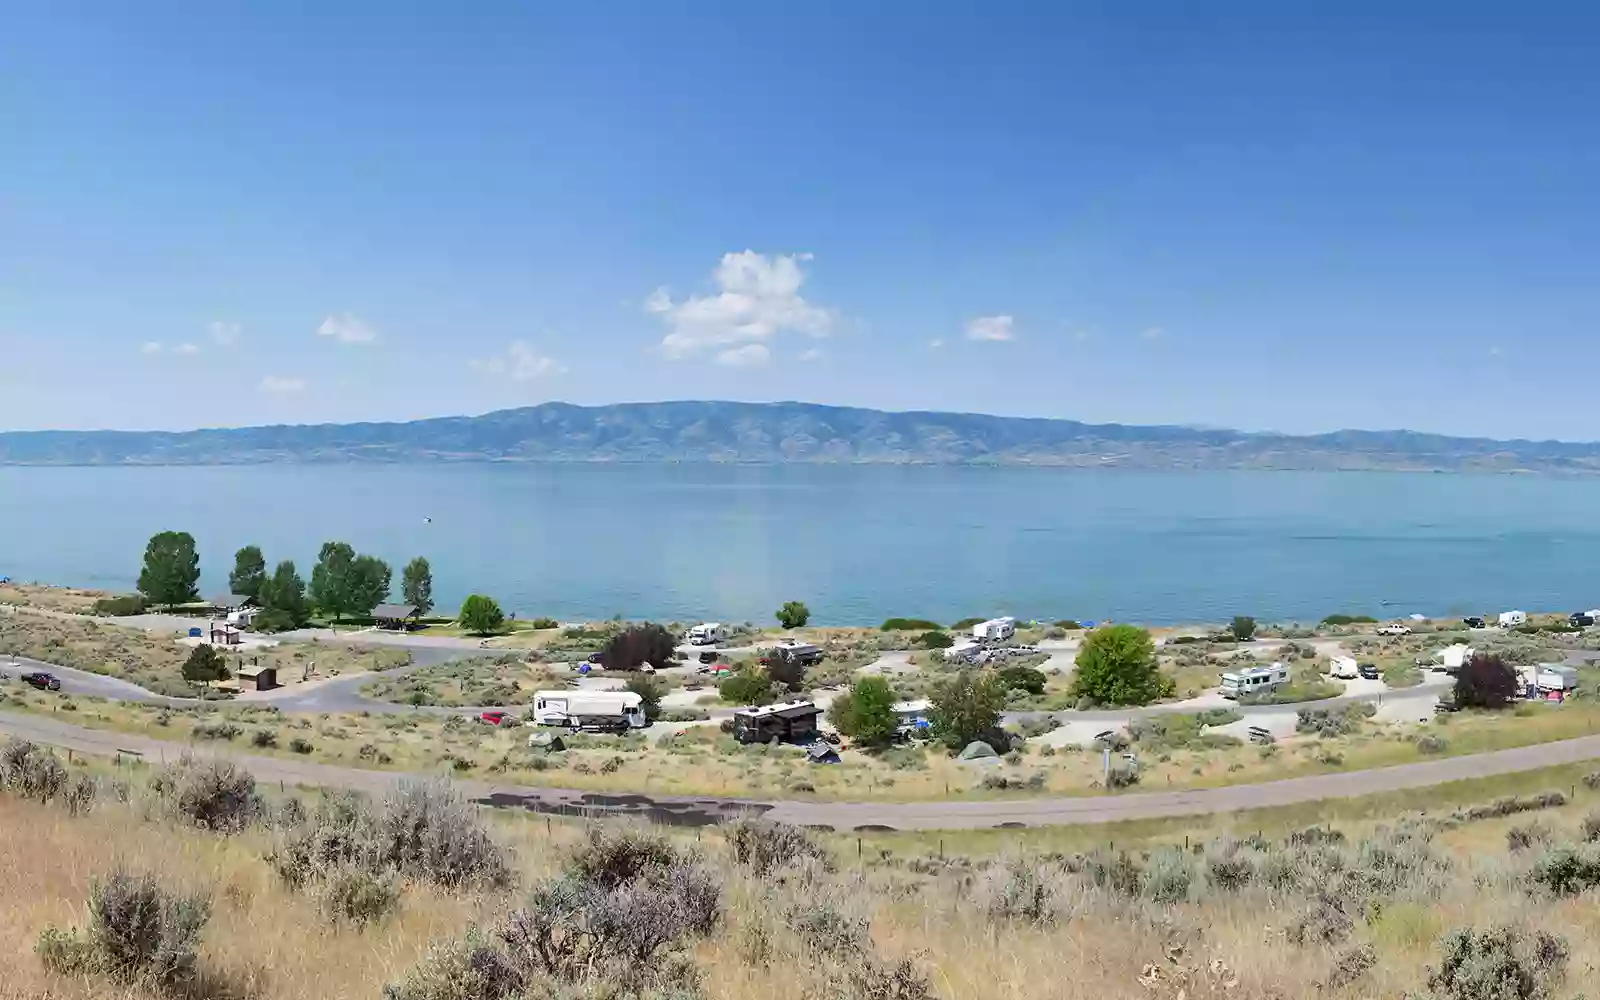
left=1, top=464, right=1597, bottom=626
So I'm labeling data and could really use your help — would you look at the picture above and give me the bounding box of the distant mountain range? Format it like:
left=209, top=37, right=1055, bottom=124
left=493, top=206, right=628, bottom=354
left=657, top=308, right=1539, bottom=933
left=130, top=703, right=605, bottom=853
left=4, top=401, right=1599, bottom=473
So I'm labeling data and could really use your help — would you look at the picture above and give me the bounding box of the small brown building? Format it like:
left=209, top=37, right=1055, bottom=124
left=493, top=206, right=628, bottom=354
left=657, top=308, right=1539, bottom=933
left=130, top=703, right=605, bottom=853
left=731, top=700, right=824, bottom=745
left=209, top=623, right=243, bottom=646
left=235, top=664, right=278, bottom=692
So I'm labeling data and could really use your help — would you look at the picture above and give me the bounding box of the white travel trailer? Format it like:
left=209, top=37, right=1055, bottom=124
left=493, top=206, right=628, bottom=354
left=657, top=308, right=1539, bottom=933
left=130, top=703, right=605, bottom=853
left=1432, top=644, right=1474, bottom=672
left=971, top=617, right=1017, bottom=642
left=944, top=639, right=983, bottom=663
left=530, top=690, right=646, bottom=731
left=686, top=623, right=729, bottom=645
left=1329, top=656, right=1359, bottom=680
left=1499, top=610, right=1528, bottom=628
left=1219, top=662, right=1290, bottom=700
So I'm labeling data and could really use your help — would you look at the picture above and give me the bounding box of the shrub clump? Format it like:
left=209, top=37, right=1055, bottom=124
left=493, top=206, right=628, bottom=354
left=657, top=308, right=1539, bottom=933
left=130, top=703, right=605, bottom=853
left=384, top=826, right=722, bottom=999
left=725, top=818, right=833, bottom=877
left=149, top=756, right=263, bottom=833
left=1527, top=845, right=1600, bottom=897
left=271, top=780, right=510, bottom=890
left=975, top=858, right=1062, bottom=924
left=1424, top=925, right=1567, bottom=1000
left=36, top=869, right=210, bottom=988
left=1, top=738, right=93, bottom=811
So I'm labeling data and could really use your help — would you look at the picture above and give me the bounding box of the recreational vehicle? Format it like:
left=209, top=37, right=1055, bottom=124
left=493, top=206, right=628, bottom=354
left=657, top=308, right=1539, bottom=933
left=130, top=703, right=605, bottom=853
left=1219, top=662, right=1289, bottom=700
left=1499, top=610, right=1528, bottom=628
left=530, top=691, right=647, bottom=731
left=731, top=700, right=823, bottom=744
left=686, top=623, right=729, bottom=645
left=1329, top=656, right=1359, bottom=680
left=971, top=617, right=1017, bottom=642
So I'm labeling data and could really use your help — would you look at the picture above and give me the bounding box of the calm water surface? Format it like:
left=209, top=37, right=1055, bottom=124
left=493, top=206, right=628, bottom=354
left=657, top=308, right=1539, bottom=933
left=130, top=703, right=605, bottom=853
left=1, top=464, right=1596, bottom=626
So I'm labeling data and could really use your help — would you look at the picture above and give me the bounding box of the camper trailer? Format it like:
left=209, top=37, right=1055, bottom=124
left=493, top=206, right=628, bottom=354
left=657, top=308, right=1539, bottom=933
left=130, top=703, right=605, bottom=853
left=531, top=691, right=647, bottom=732
left=893, top=699, right=932, bottom=737
left=971, top=617, right=1017, bottom=642
left=731, top=700, right=823, bottom=744
left=766, top=638, right=823, bottom=666
left=1432, top=644, right=1474, bottom=672
left=686, top=623, right=729, bottom=645
left=1219, top=662, right=1290, bottom=700
left=1329, top=656, right=1359, bottom=680
left=1499, top=611, right=1528, bottom=628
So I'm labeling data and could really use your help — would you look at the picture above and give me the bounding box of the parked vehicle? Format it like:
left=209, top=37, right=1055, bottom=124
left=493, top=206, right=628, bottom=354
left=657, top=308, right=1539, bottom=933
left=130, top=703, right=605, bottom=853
left=686, top=622, right=729, bottom=645
left=1463, top=616, right=1486, bottom=629
left=1498, top=610, right=1527, bottom=628
left=1329, top=656, right=1359, bottom=680
left=1432, top=644, right=1474, bottom=672
left=731, top=700, right=823, bottom=744
left=531, top=690, right=646, bottom=731
left=971, top=617, right=1017, bottom=642
left=21, top=671, right=61, bottom=691
left=1219, top=662, right=1289, bottom=699
left=477, top=710, right=511, bottom=727
left=1532, top=663, right=1579, bottom=692
left=1570, top=613, right=1595, bottom=628
left=697, top=650, right=718, bottom=665
left=1358, top=663, right=1381, bottom=680
left=1376, top=623, right=1411, bottom=636
left=761, top=638, right=823, bottom=667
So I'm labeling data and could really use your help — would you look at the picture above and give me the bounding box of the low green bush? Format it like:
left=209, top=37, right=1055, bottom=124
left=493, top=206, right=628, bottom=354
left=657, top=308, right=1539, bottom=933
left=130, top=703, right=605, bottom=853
left=91, top=594, right=147, bottom=616
left=882, top=617, right=942, bottom=632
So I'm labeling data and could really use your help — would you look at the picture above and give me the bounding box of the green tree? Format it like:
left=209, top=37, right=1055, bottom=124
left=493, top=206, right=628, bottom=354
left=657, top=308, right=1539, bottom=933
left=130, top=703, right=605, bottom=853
left=348, top=554, right=391, bottom=617
left=401, top=557, right=434, bottom=615
left=1230, top=615, right=1258, bottom=641
left=997, top=664, right=1047, bottom=696
left=765, top=647, right=807, bottom=692
left=1072, top=624, right=1172, bottom=706
left=625, top=674, right=666, bottom=721
left=256, top=560, right=308, bottom=631
left=719, top=666, right=775, bottom=706
left=828, top=676, right=900, bottom=747
left=919, top=630, right=953, bottom=649
left=458, top=594, right=505, bottom=636
left=776, top=600, right=810, bottom=629
left=309, top=541, right=358, bottom=621
left=228, top=545, right=266, bottom=601
left=137, top=531, right=201, bottom=610
left=181, top=644, right=229, bottom=688
left=929, top=670, right=1007, bottom=751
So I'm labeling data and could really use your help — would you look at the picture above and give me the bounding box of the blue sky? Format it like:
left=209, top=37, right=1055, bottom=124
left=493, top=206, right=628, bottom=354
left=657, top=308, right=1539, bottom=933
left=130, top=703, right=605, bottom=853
left=3, top=2, right=1597, bottom=439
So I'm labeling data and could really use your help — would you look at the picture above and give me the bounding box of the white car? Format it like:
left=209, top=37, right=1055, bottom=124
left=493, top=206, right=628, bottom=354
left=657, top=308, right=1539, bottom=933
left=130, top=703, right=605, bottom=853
left=1376, top=624, right=1411, bottom=636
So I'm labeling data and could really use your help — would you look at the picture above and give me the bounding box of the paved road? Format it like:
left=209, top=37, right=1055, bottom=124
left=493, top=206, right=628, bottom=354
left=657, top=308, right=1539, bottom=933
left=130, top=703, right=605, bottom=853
left=6, top=708, right=1600, bottom=831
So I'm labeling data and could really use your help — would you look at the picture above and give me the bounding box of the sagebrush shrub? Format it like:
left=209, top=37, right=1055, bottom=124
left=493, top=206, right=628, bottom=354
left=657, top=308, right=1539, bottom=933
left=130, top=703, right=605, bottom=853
left=975, top=859, right=1058, bottom=924
left=38, top=870, right=210, bottom=988
left=1426, top=925, right=1567, bottom=1000
left=150, top=755, right=262, bottom=833
left=726, top=817, right=834, bottom=876
left=1, top=738, right=68, bottom=802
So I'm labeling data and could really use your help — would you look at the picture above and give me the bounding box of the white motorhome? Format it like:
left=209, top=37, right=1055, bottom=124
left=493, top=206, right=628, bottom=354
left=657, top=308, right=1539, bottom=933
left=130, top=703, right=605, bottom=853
left=1219, top=662, right=1290, bottom=700
left=1499, top=610, right=1528, bottom=628
left=686, top=623, right=729, bottom=645
left=971, top=617, right=1017, bottom=642
left=530, top=690, right=646, bottom=731
left=1329, top=656, right=1359, bottom=680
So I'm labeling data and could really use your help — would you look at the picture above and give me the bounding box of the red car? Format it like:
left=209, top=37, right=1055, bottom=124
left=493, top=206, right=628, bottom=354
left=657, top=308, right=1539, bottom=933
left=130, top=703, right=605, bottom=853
left=22, top=671, right=61, bottom=691
left=477, top=711, right=510, bottom=726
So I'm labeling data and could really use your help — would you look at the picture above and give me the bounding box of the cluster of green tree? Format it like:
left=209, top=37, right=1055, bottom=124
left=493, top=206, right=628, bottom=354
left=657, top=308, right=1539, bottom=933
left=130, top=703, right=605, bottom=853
left=828, top=669, right=1009, bottom=752
left=775, top=600, right=810, bottom=629
left=135, top=532, right=432, bottom=633
left=180, top=644, right=229, bottom=688
left=1070, top=624, right=1175, bottom=706
left=1320, top=613, right=1378, bottom=626
left=880, top=617, right=942, bottom=631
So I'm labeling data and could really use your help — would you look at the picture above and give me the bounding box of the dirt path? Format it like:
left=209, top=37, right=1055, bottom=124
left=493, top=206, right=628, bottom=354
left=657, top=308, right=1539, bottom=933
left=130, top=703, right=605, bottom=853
left=7, top=708, right=1600, bottom=832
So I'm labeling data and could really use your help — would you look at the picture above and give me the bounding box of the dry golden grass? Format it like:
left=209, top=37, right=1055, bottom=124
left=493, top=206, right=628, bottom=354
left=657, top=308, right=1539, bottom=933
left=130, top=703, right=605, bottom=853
left=9, top=763, right=1600, bottom=1000
left=0, top=583, right=115, bottom=614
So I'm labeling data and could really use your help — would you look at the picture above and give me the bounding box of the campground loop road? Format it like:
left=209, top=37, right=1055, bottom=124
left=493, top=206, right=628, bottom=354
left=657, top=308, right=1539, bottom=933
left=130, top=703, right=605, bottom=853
left=6, top=708, right=1600, bottom=831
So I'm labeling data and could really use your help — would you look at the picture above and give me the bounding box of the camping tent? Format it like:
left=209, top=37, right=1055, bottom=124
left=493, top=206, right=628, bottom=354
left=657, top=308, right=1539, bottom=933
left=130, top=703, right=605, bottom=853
left=957, top=740, right=999, bottom=761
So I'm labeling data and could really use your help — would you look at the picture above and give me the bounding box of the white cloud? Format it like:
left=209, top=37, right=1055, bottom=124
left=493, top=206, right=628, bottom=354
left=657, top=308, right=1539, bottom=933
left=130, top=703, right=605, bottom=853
left=317, top=313, right=378, bottom=344
left=714, top=343, right=770, bottom=367
left=928, top=338, right=944, bottom=349
left=469, top=341, right=566, bottom=382
left=174, top=342, right=201, bottom=356
left=1140, top=326, right=1165, bottom=340
left=647, top=250, right=835, bottom=360
left=139, top=341, right=163, bottom=355
left=259, top=375, right=307, bottom=394
left=209, top=320, right=241, bottom=346
left=797, top=348, right=823, bottom=362
left=965, top=315, right=1015, bottom=342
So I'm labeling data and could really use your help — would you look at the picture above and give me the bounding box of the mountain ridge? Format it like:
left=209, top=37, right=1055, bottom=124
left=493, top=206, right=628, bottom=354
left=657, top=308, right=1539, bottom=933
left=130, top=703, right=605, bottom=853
left=4, top=400, right=1599, bottom=473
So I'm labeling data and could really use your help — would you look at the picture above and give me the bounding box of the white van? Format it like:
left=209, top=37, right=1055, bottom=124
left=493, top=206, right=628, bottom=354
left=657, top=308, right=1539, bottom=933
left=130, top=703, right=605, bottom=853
left=530, top=691, right=646, bottom=731
left=1498, top=610, right=1528, bottom=628
left=1329, top=656, right=1359, bottom=680
left=1219, top=662, right=1289, bottom=699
